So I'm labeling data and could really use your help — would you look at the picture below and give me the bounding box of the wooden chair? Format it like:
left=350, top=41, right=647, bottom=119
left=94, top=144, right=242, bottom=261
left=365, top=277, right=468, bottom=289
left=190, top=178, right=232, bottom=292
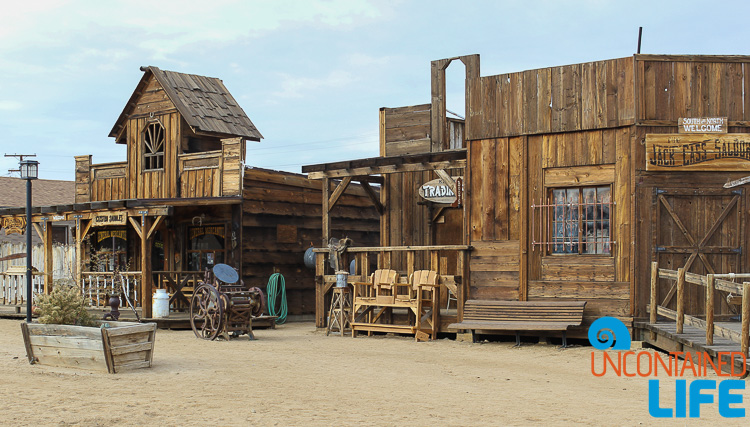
left=351, top=269, right=400, bottom=337
left=372, top=269, right=399, bottom=304
left=410, top=270, right=440, bottom=341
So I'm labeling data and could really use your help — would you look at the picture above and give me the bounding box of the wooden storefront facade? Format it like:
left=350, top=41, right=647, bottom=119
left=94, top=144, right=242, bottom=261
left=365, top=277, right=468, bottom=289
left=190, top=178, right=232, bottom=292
left=306, top=54, right=750, bottom=338
left=0, top=66, right=377, bottom=318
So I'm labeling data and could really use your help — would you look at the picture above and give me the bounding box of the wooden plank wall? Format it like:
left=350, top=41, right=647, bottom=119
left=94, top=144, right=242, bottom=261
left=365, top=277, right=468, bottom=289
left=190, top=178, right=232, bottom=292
left=526, top=127, right=631, bottom=322
left=467, top=137, right=523, bottom=300
left=631, top=56, right=750, bottom=320
left=467, top=57, right=634, bottom=140
left=467, top=128, right=631, bottom=322
left=242, top=168, right=379, bottom=315
left=90, top=163, right=127, bottom=202
left=381, top=104, right=431, bottom=156
left=180, top=168, right=220, bottom=198
left=636, top=56, right=750, bottom=123
left=126, top=76, right=180, bottom=200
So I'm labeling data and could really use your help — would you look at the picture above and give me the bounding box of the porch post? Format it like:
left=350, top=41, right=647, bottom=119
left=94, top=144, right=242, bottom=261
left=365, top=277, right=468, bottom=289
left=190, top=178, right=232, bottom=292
left=141, top=216, right=153, bottom=318
left=322, top=178, right=330, bottom=246
left=43, top=220, right=53, bottom=294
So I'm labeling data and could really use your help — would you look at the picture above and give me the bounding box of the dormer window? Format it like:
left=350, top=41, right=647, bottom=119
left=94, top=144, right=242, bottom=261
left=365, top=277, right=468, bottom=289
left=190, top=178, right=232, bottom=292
left=143, top=121, right=165, bottom=170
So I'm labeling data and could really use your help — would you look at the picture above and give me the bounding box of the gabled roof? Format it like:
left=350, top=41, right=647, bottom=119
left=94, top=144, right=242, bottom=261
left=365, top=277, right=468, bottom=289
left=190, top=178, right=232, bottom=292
left=109, top=66, right=263, bottom=142
left=0, top=177, right=74, bottom=208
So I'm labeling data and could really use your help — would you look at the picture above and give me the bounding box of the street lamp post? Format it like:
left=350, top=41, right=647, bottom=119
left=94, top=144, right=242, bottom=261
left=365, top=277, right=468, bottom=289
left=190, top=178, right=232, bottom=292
left=20, top=159, right=39, bottom=323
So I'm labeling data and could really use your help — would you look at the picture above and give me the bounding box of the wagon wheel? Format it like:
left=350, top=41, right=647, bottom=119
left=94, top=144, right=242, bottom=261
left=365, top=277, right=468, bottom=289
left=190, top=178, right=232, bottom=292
left=190, top=283, right=224, bottom=340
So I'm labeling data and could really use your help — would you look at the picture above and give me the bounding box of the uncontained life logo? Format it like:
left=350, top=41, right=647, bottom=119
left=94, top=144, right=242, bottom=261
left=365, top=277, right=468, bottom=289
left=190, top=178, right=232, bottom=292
left=588, top=316, right=746, bottom=418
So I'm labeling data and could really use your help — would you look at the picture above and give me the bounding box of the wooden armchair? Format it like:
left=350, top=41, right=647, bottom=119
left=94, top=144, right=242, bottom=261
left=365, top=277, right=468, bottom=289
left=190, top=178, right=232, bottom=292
left=352, top=269, right=399, bottom=305
left=410, top=270, right=440, bottom=341
left=372, top=269, right=400, bottom=304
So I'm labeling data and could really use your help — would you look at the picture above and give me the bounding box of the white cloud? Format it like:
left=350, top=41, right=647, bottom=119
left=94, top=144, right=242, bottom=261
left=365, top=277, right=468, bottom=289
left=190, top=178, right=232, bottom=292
left=0, top=101, right=23, bottom=111
left=0, top=1, right=384, bottom=60
left=272, top=70, right=356, bottom=99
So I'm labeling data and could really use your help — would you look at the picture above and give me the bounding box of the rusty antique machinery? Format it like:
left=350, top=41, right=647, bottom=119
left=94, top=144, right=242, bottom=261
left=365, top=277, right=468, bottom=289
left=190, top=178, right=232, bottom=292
left=190, top=264, right=263, bottom=340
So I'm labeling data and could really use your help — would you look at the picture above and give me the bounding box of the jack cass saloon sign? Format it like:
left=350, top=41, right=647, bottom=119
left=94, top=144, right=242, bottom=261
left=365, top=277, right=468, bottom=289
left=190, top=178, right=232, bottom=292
left=646, top=118, right=750, bottom=171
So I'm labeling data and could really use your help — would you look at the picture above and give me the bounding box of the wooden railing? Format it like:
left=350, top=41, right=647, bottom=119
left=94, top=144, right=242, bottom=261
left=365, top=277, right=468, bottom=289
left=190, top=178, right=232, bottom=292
left=1, top=273, right=44, bottom=306
left=649, top=262, right=750, bottom=356
left=90, top=161, right=127, bottom=202
left=313, top=245, right=470, bottom=328
left=179, top=151, right=222, bottom=198
left=154, top=270, right=205, bottom=312
left=81, top=271, right=141, bottom=308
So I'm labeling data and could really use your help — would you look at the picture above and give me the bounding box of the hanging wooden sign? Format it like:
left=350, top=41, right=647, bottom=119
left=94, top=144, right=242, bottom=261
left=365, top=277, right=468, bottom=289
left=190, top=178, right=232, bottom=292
left=645, top=134, right=750, bottom=171
left=419, top=176, right=463, bottom=204
left=2, top=216, right=26, bottom=235
left=91, top=211, right=128, bottom=227
left=678, top=117, right=727, bottom=134
left=451, top=177, right=464, bottom=208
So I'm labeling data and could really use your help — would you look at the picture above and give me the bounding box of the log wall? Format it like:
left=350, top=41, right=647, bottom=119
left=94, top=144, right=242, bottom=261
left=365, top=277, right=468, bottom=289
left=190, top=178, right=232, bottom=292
left=242, top=168, right=379, bottom=315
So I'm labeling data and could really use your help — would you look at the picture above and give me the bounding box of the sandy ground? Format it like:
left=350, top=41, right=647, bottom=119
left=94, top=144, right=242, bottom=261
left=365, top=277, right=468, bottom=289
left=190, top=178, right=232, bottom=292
left=0, top=319, right=748, bottom=426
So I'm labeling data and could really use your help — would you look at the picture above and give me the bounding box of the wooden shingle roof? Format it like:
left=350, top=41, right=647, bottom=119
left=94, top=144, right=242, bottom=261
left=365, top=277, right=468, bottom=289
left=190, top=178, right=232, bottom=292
left=109, top=66, right=263, bottom=141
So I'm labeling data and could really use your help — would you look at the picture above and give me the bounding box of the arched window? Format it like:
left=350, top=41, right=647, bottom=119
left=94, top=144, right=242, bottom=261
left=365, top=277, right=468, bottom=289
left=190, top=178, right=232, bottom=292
left=143, top=121, right=165, bottom=170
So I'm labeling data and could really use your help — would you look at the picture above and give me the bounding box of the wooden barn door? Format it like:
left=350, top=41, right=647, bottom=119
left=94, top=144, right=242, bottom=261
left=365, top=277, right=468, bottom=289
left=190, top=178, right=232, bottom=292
left=652, top=187, right=743, bottom=315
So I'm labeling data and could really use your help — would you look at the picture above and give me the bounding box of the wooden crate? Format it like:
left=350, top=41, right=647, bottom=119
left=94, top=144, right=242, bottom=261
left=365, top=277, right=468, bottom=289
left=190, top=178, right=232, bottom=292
left=20, top=321, right=156, bottom=374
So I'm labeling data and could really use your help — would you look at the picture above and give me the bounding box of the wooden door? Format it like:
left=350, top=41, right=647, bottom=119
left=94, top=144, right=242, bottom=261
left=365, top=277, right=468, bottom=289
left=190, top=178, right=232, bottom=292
left=652, top=188, right=743, bottom=315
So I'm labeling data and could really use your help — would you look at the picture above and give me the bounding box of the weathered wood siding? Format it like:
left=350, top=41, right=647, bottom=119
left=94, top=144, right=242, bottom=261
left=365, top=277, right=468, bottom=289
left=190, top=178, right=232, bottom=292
left=90, top=162, right=127, bottom=202
left=242, top=168, right=379, bottom=315
left=381, top=104, right=432, bottom=156
left=632, top=125, right=750, bottom=319
left=636, top=56, right=750, bottom=123
left=467, top=57, right=635, bottom=140
left=466, top=127, right=631, bottom=323
left=124, top=76, right=180, bottom=200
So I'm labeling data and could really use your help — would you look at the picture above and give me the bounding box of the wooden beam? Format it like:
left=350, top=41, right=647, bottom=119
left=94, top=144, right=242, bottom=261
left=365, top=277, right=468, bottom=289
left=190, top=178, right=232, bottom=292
left=676, top=268, right=685, bottom=334
left=43, top=221, right=53, bottom=294
left=743, top=283, right=750, bottom=357
left=433, top=169, right=456, bottom=194
left=360, top=181, right=384, bottom=215
left=307, top=159, right=467, bottom=180
left=650, top=261, right=658, bottom=341
left=128, top=217, right=143, bottom=239
left=328, top=177, right=352, bottom=211
left=32, top=223, right=43, bottom=240
left=322, top=178, right=330, bottom=246
left=706, top=274, right=715, bottom=346
left=140, top=216, right=153, bottom=318
left=146, top=215, right=165, bottom=240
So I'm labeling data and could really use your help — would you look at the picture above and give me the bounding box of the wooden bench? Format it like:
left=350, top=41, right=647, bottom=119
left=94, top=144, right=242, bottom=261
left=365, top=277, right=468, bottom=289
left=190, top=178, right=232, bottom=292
left=351, top=270, right=441, bottom=341
left=447, top=300, right=587, bottom=347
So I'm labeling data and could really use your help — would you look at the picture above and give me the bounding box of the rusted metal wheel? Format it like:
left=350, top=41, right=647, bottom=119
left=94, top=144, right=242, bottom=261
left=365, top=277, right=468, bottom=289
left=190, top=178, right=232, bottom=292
left=190, top=283, right=224, bottom=340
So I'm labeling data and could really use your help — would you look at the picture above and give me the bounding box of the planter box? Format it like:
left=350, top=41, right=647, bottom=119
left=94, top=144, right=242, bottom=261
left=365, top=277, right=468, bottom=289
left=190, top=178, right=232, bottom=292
left=20, top=321, right=156, bottom=373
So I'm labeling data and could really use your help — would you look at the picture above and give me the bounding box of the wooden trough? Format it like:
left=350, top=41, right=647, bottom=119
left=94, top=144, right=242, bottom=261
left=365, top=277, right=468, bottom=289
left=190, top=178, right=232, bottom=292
left=20, top=321, right=156, bottom=373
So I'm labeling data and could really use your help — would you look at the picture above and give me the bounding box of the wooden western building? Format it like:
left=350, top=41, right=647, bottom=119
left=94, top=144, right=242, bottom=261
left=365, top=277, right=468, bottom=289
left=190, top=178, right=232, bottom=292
left=304, top=54, right=750, bottom=348
left=0, top=66, right=378, bottom=318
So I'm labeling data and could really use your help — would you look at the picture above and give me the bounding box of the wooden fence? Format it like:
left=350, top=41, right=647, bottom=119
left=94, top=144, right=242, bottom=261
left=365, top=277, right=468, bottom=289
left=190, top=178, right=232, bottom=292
left=649, top=262, right=750, bottom=356
left=1, top=243, right=75, bottom=308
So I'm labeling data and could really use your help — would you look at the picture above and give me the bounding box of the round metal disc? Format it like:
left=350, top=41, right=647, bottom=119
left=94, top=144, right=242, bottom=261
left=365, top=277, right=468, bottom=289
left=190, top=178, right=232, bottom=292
left=213, top=263, right=239, bottom=284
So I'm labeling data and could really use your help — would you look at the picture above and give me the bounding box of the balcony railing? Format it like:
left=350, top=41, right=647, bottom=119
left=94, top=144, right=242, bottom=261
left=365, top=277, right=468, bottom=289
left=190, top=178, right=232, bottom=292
left=81, top=271, right=141, bottom=307
left=89, top=161, right=127, bottom=202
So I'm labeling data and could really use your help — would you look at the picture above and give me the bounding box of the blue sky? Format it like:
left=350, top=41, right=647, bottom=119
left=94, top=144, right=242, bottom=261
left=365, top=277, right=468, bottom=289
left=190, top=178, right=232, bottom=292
left=2, top=0, right=750, bottom=180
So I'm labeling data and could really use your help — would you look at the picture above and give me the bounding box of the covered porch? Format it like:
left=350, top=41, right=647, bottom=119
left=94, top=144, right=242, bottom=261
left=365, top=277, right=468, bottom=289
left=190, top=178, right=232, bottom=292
left=0, top=197, right=243, bottom=318
left=302, top=150, right=470, bottom=336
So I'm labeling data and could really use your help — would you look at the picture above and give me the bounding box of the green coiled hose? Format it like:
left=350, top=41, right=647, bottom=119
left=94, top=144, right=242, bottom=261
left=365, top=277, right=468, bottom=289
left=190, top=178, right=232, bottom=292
left=266, top=273, right=287, bottom=324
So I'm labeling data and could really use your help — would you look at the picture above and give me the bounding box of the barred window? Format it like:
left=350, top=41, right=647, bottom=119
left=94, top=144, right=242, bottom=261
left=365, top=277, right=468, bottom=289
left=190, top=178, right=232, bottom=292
left=532, top=185, right=613, bottom=255
left=143, top=122, right=164, bottom=170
